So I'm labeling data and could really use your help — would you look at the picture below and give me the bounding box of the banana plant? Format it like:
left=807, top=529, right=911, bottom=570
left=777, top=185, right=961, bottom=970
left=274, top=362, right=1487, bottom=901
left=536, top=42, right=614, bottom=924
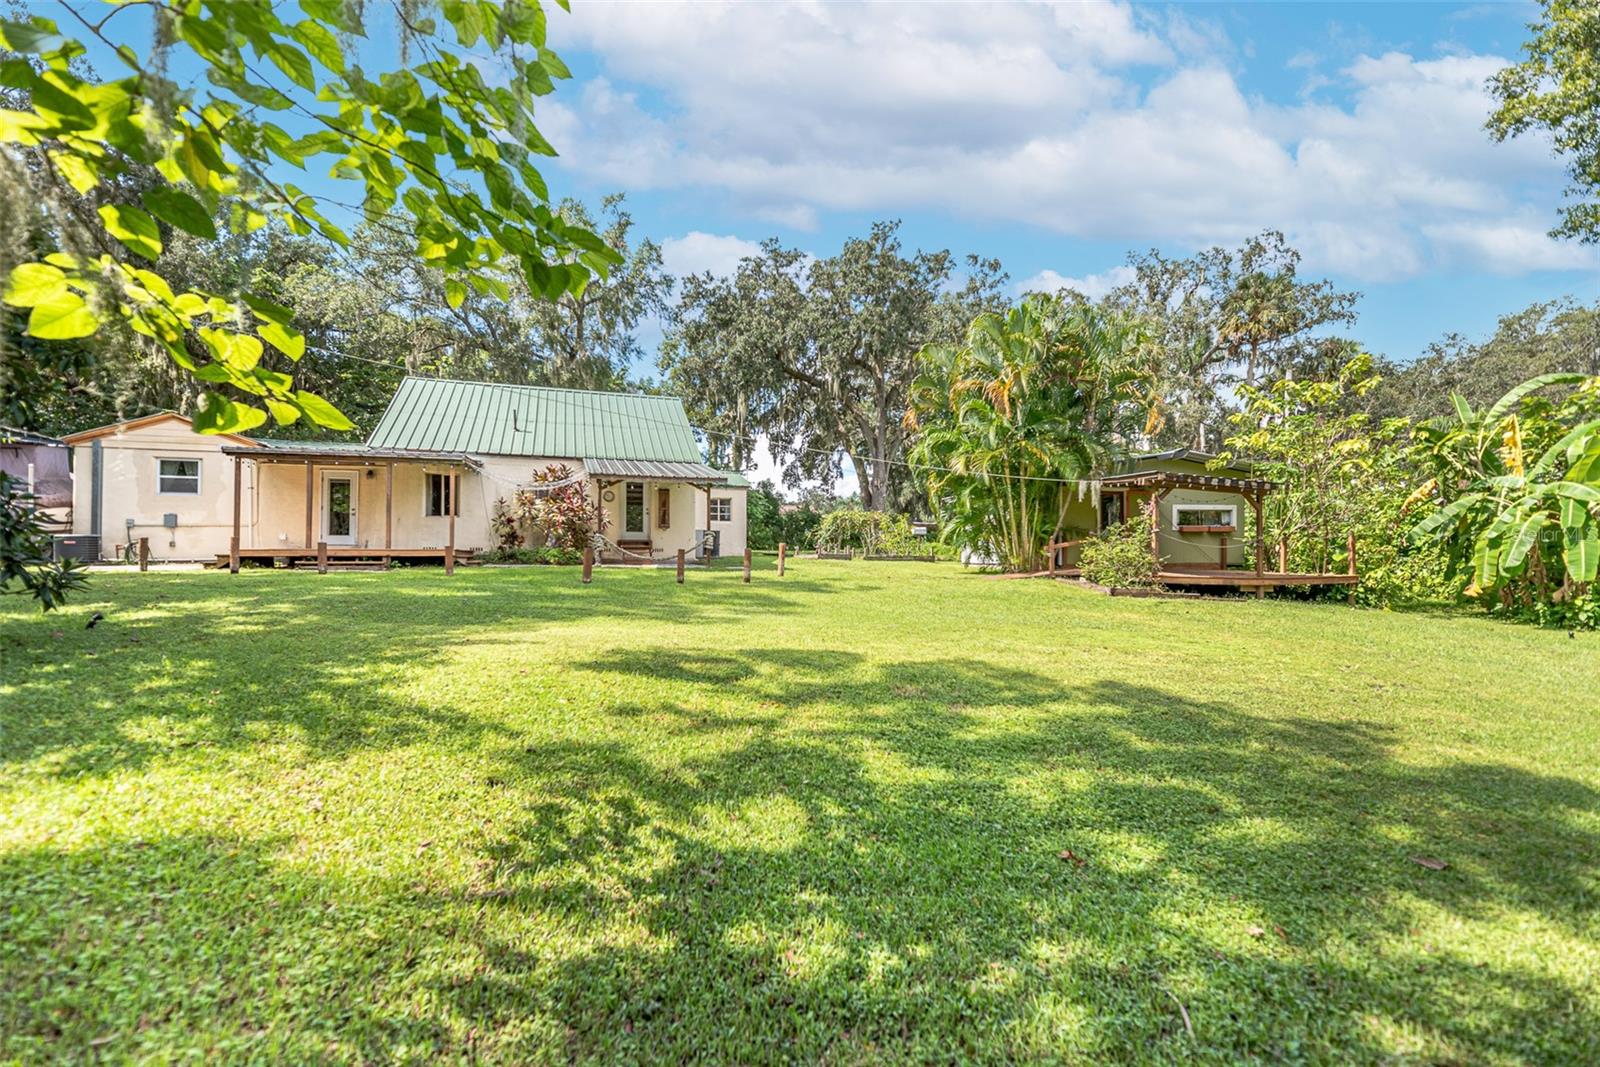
left=1410, top=373, right=1600, bottom=596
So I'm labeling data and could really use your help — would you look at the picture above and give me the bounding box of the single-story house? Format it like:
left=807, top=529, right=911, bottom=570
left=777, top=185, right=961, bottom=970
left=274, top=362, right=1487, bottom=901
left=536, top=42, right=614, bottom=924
left=63, top=377, right=749, bottom=566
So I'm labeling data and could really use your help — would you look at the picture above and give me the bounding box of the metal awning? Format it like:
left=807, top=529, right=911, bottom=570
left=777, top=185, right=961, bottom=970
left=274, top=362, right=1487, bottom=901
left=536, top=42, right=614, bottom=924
left=583, top=458, right=729, bottom=483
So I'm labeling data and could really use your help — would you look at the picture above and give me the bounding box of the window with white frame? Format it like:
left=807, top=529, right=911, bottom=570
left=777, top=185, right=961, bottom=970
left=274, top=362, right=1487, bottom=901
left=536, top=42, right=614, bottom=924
left=709, top=497, right=732, bottom=522
left=1172, top=503, right=1236, bottom=529
left=424, top=472, right=458, bottom=517
left=157, top=458, right=200, bottom=494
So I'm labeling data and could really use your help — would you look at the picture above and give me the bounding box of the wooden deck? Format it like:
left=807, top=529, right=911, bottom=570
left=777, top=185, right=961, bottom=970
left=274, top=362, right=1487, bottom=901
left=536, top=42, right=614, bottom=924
left=216, top=547, right=475, bottom=568
left=1155, top=569, right=1357, bottom=589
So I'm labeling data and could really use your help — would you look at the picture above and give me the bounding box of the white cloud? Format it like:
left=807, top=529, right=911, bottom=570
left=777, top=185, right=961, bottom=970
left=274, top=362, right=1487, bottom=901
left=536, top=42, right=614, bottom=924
left=1422, top=221, right=1600, bottom=274
left=1016, top=265, right=1136, bottom=299
left=660, top=232, right=764, bottom=280
left=541, top=2, right=1579, bottom=283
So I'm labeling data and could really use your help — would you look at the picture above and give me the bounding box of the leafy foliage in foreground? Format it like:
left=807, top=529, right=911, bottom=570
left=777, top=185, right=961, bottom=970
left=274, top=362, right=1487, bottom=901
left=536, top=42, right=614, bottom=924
left=0, top=0, right=614, bottom=436
left=0, top=470, right=85, bottom=609
left=1, top=567, right=1597, bottom=1062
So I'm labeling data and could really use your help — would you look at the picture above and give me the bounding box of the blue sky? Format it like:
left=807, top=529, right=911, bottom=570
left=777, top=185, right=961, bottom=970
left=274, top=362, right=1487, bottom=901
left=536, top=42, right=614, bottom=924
left=64, top=0, right=1596, bottom=368
left=531, top=0, right=1596, bottom=372
left=59, top=1, right=1600, bottom=491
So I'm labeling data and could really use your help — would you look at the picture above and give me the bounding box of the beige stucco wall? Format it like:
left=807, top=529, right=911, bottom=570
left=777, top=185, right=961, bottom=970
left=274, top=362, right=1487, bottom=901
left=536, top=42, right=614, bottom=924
left=247, top=456, right=749, bottom=560
left=71, top=423, right=257, bottom=561
left=249, top=454, right=571, bottom=552
left=66, top=428, right=751, bottom=562
left=1160, top=487, right=1247, bottom=567
left=593, top=478, right=747, bottom=558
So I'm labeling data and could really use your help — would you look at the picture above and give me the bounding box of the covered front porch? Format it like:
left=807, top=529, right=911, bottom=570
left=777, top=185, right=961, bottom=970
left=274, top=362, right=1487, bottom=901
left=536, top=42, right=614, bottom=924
left=1049, top=468, right=1359, bottom=596
left=584, top=458, right=735, bottom=565
left=220, top=443, right=476, bottom=573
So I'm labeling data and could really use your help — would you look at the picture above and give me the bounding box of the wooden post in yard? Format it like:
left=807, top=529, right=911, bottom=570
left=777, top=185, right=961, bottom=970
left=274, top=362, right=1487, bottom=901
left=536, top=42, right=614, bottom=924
left=1347, top=530, right=1358, bottom=606
left=743, top=547, right=752, bottom=583
left=582, top=544, right=594, bottom=583
left=778, top=542, right=786, bottom=576
left=138, top=536, right=149, bottom=572
left=1048, top=539, right=1057, bottom=576
left=317, top=541, right=328, bottom=575
left=1218, top=532, right=1227, bottom=571
left=445, top=470, right=457, bottom=576
left=676, top=548, right=685, bottom=584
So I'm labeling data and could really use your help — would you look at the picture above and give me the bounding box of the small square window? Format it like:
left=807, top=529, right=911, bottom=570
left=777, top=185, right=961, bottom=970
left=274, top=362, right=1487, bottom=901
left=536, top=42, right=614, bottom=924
left=425, top=472, right=458, bottom=517
left=709, top=497, right=732, bottom=522
left=157, top=458, right=200, bottom=494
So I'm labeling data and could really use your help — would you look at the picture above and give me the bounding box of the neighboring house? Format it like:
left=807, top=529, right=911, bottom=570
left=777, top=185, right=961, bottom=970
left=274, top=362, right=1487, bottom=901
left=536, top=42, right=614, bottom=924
left=1, top=426, right=73, bottom=535
left=63, top=378, right=749, bottom=565
left=63, top=413, right=260, bottom=561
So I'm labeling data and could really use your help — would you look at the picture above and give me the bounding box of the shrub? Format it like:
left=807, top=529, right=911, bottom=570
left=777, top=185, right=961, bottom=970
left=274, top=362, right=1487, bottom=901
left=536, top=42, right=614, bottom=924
left=478, top=546, right=582, bottom=565
left=506, top=464, right=600, bottom=550
left=1079, top=514, right=1160, bottom=588
left=815, top=509, right=926, bottom=556
left=490, top=498, right=524, bottom=550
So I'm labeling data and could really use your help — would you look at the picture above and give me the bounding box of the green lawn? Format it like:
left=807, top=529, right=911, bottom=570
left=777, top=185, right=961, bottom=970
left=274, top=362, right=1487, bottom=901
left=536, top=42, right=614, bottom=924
left=2, top=561, right=1597, bottom=1064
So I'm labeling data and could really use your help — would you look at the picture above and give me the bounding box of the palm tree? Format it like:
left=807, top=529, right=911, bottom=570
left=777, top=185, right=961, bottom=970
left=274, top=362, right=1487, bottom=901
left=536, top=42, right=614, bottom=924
left=907, top=295, right=1155, bottom=571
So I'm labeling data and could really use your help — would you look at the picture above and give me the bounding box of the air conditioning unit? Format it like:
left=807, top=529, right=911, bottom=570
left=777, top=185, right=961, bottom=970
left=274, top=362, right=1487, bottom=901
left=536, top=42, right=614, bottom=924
left=52, top=534, right=100, bottom=562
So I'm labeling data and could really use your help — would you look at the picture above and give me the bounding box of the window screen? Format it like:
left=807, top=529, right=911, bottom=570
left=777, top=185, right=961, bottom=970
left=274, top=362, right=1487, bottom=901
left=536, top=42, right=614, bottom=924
left=157, top=458, right=200, bottom=494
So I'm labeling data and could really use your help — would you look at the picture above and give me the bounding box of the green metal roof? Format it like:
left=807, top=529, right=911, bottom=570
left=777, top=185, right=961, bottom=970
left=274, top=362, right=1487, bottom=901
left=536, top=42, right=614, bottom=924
left=366, top=378, right=704, bottom=461
left=719, top=470, right=751, bottom=488
left=251, top=438, right=373, bottom=453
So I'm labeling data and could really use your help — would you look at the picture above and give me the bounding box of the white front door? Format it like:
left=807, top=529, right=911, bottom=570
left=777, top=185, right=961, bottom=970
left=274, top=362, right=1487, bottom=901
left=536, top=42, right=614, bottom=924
left=322, top=472, right=357, bottom=546
left=623, top=481, right=647, bottom=538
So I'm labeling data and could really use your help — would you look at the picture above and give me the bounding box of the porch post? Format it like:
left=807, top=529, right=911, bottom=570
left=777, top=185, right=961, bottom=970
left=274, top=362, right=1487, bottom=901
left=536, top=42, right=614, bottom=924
left=1147, top=493, right=1161, bottom=571
left=1252, top=491, right=1265, bottom=599
left=445, top=468, right=457, bottom=575
left=384, top=461, right=393, bottom=562
left=593, top=479, right=606, bottom=535
left=303, top=460, right=314, bottom=550
left=230, top=454, right=242, bottom=573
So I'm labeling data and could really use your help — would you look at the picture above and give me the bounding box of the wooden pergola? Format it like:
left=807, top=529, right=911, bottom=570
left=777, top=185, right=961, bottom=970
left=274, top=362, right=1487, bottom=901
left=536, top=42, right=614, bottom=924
left=219, top=444, right=474, bottom=574
left=1050, top=469, right=1358, bottom=597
